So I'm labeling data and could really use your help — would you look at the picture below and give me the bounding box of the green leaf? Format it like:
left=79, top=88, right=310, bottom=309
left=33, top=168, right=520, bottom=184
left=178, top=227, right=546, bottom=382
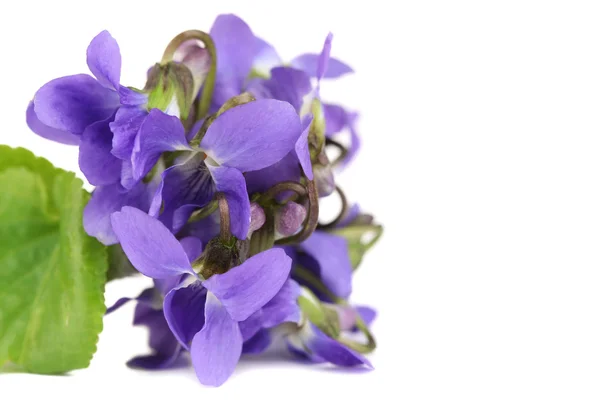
left=0, top=146, right=108, bottom=374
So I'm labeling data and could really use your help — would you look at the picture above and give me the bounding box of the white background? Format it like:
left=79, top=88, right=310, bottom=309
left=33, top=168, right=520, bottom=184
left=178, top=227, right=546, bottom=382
left=1, top=0, right=600, bottom=398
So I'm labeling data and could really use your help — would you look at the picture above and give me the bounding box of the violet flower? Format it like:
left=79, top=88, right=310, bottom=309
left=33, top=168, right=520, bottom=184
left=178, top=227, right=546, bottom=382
left=148, top=99, right=309, bottom=238
left=27, top=31, right=149, bottom=187
left=111, top=206, right=294, bottom=386
left=106, top=236, right=204, bottom=369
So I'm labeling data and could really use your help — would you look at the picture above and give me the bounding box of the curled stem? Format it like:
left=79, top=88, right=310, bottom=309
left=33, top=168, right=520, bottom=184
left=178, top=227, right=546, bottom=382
left=275, top=180, right=319, bottom=245
left=161, top=30, right=217, bottom=120
left=317, top=185, right=348, bottom=229
left=216, top=193, right=232, bottom=243
left=326, top=138, right=349, bottom=167
left=262, top=181, right=307, bottom=202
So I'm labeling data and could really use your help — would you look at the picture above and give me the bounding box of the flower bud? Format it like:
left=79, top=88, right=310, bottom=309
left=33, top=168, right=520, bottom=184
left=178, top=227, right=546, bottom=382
left=298, top=289, right=340, bottom=338
left=173, top=40, right=211, bottom=98
left=249, top=202, right=266, bottom=235
left=145, top=62, right=195, bottom=119
left=313, top=154, right=335, bottom=197
left=276, top=202, right=307, bottom=236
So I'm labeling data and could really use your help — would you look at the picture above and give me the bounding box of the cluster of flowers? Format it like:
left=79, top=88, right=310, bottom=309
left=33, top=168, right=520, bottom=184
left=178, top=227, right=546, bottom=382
left=27, top=14, right=382, bottom=386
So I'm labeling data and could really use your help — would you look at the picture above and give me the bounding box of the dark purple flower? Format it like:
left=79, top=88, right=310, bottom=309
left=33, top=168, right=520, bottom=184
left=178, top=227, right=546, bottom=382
left=111, top=207, right=293, bottom=386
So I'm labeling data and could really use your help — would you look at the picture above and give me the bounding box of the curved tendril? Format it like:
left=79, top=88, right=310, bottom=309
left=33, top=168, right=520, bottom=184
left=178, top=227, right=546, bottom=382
left=293, top=267, right=376, bottom=354
left=262, top=181, right=307, bottom=202
left=317, top=185, right=348, bottom=229
left=161, top=30, right=217, bottom=121
left=275, top=180, right=319, bottom=245
left=326, top=138, right=348, bottom=167
left=216, top=192, right=231, bottom=243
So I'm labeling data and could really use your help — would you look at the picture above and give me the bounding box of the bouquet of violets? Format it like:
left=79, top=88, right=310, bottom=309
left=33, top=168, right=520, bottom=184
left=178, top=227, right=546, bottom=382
left=0, top=14, right=382, bottom=387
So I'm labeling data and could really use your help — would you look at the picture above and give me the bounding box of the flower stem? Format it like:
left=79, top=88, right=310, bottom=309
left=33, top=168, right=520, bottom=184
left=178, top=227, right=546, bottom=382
left=216, top=193, right=231, bottom=243
left=161, top=30, right=217, bottom=120
left=261, top=181, right=307, bottom=202
left=317, top=185, right=348, bottom=229
left=326, top=137, right=349, bottom=167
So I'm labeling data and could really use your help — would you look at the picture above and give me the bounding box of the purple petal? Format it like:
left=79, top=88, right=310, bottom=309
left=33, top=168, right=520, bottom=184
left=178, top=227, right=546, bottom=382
left=323, top=103, right=347, bottom=136
left=239, top=310, right=264, bottom=340
left=306, top=324, right=372, bottom=368
left=191, top=292, right=242, bottom=387
left=244, top=152, right=302, bottom=199
left=356, top=306, right=377, bottom=328
left=253, top=37, right=282, bottom=76
left=341, top=111, right=361, bottom=168
left=105, top=297, right=134, bottom=315
left=242, top=329, right=271, bottom=354
left=132, top=109, right=191, bottom=181
left=261, top=278, right=301, bottom=328
left=87, top=30, right=121, bottom=90
left=298, top=231, right=352, bottom=298
left=79, top=117, right=122, bottom=186
left=317, top=33, right=333, bottom=81
left=120, top=160, right=136, bottom=190
left=201, top=99, right=302, bottom=172
left=337, top=204, right=360, bottom=228
left=26, top=102, right=80, bottom=145
left=127, top=352, right=183, bottom=370
left=248, top=67, right=312, bottom=113
left=203, top=248, right=291, bottom=321
left=83, top=181, right=154, bottom=245
left=210, top=14, right=256, bottom=106
left=290, top=33, right=354, bottom=81
left=33, top=74, right=119, bottom=135
left=129, top=301, right=182, bottom=370
left=179, top=236, right=203, bottom=264
left=110, top=106, right=147, bottom=160
left=163, top=281, right=207, bottom=349
left=107, top=287, right=156, bottom=315
left=118, top=86, right=148, bottom=106
left=208, top=165, right=250, bottom=240
left=183, top=213, right=221, bottom=244
left=295, top=115, right=313, bottom=179
left=111, top=206, right=195, bottom=279
left=154, top=277, right=184, bottom=296
left=287, top=341, right=316, bottom=362
left=151, top=153, right=216, bottom=231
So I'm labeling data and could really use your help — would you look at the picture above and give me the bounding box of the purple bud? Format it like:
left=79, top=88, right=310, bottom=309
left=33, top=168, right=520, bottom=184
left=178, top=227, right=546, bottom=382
left=173, top=40, right=211, bottom=97
left=249, top=202, right=266, bottom=234
left=276, top=202, right=307, bottom=236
